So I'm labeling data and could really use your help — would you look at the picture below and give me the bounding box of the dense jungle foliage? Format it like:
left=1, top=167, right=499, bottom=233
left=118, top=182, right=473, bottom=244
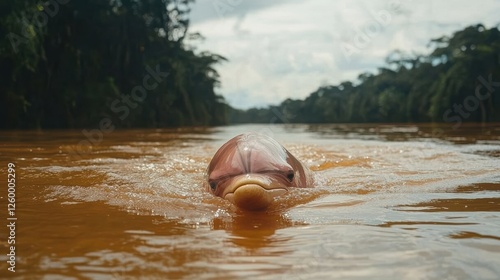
left=1, top=0, right=498, bottom=129
left=1, top=0, right=227, bottom=129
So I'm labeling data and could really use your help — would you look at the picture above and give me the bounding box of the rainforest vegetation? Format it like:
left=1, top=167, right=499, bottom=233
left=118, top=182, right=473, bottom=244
left=1, top=0, right=227, bottom=129
left=1, top=0, right=499, bottom=129
left=230, top=24, right=500, bottom=125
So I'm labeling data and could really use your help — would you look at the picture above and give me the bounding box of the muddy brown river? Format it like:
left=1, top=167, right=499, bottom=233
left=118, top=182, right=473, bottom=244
left=0, top=124, right=499, bottom=279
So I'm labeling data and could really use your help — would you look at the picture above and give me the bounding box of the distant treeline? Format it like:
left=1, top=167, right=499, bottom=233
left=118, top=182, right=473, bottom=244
left=1, top=0, right=227, bottom=129
left=229, top=24, right=500, bottom=126
left=1, top=1, right=499, bottom=129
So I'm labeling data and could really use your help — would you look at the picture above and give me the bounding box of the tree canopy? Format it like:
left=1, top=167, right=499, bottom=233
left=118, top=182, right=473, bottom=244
left=0, top=0, right=227, bottom=129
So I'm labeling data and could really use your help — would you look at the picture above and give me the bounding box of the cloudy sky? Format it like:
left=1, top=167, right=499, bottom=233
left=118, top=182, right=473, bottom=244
left=188, top=0, right=500, bottom=109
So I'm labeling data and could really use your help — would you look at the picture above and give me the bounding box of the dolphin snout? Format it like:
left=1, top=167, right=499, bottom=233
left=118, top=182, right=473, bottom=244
left=222, top=175, right=288, bottom=211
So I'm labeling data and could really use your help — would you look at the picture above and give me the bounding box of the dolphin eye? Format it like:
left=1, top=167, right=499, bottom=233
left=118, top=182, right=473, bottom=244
left=209, top=181, right=217, bottom=192
left=286, top=171, right=295, bottom=182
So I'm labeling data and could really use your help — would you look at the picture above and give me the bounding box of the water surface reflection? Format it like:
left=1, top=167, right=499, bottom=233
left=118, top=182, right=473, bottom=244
left=0, top=124, right=499, bottom=278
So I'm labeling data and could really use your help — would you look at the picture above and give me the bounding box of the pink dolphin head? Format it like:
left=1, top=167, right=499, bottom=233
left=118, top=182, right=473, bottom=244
left=205, top=132, right=314, bottom=211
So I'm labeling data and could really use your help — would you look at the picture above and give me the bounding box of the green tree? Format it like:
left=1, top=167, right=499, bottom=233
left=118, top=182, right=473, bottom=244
left=0, top=0, right=227, bottom=129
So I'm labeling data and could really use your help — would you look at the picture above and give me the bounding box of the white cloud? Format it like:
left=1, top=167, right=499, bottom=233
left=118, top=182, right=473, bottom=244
left=189, top=0, right=500, bottom=109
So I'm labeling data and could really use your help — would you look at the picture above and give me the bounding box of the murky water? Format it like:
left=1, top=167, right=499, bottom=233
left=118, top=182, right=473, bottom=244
left=1, top=124, right=499, bottom=279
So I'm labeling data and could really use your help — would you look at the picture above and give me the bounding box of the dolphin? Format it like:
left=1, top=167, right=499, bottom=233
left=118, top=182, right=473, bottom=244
left=205, top=132, right=314, bottom=211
